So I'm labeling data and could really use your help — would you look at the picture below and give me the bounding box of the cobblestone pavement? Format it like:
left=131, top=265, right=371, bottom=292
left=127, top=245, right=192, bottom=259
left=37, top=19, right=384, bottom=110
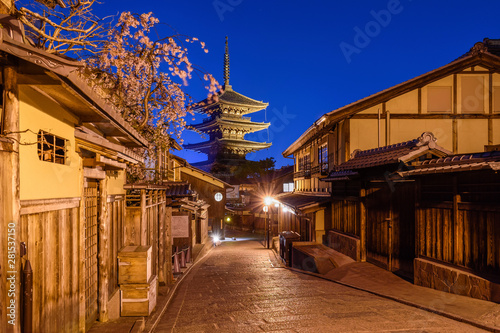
left=154, top=232, right=487, bottom=332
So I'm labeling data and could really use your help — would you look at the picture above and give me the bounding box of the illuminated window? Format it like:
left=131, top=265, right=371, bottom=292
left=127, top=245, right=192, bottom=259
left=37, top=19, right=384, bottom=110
left=283, top=182, right=294, bottom=192
left=37, top=130, right=67, bottom=164
left=427, top=86, right=451, bottom=112
left=461, top=76, right=484, bottom=113
left=318, top=144, right=328, bottom=173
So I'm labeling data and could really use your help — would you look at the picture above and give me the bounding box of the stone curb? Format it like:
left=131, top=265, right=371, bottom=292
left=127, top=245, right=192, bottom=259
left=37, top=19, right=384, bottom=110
left=285, top=266, right=500, bottom=333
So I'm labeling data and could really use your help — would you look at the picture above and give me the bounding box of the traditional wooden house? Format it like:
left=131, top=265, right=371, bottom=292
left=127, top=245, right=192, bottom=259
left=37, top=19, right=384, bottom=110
left=174, top=156, right=232, bottom=242
left=398, top=150, right=500, bottom=302
left=323, top=135, right=500, bottom=302
left=323, top=132, right=450, bottom=278
left=282, top=38, right=500, bottom=243
left=0, top=16, right=150, bottom=333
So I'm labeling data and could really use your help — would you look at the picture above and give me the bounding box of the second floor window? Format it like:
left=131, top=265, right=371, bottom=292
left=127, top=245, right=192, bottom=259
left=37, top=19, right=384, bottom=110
left=318, top=145, right=328, bottom=173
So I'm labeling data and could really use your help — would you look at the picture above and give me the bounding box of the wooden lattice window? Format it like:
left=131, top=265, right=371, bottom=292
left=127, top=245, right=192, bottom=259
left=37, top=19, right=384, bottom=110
left=37, top=130, right=67, bottom=164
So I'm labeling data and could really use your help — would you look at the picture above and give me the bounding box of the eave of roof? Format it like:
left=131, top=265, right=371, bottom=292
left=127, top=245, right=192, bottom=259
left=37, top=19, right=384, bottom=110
left=183, top=138, right=272, bottom=151
left=194, top=85, right=268, bottom=112
left=191, top=117, right=270, bottom=132
left=324, top=132, right=451, bottom=181
left=283, top=50, right=500, bottom=157
left=398, top=150, right=500, bottom=176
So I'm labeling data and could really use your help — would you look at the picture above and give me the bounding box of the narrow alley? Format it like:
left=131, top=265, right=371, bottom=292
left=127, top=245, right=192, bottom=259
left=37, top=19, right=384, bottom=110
left=153, top=231, right=486, bottom=333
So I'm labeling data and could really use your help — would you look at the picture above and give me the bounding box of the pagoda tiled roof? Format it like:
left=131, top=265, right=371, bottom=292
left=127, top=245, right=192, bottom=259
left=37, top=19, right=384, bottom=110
left=184, top=138, right=271, bottom=151
left=191, top=116, right=270, bottom=132
left=195, top=85, right=268, bottom=111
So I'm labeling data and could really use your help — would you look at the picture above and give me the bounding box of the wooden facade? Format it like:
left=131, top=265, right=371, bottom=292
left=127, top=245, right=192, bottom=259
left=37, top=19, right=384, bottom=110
left=323, top=137, right=500, bottom=301
left=283, top=40, right=500, bottom=245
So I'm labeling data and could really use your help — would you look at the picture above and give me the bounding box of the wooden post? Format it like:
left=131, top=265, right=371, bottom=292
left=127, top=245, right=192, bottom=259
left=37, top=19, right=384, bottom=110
left=385, top=110, right=391, bottom=146
left=359, top=188, right=367, bottom=262
left=452, top=74, right=458, bottom=154
left=1, top=61, right=21, bottom=333
left=344, top=119, right=350, bottom=163
left=78, top=159, right=86, bottom=332
left=140, top=190, right=147, bottom=245
left=98, top=177, right=109, bottom=322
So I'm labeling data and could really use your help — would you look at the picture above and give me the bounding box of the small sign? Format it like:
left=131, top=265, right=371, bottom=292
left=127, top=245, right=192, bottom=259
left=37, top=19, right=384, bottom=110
left=172, top=215, right=189, bottom=239
left=214, top=192, right=223, bottom=202
left=263, top=206, right=269, bottom=212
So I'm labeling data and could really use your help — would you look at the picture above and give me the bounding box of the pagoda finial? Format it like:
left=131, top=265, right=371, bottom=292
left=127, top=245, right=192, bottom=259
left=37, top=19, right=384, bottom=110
left=224, top=36, right=230, bottom=88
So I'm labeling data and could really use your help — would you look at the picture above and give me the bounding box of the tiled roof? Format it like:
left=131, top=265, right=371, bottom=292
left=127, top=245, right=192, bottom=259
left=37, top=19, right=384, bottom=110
left=324, top=132, right=450, bottom=182
left=337, top=139, right=419, bottom=171
left=218, top=89, right=268, bottom=107
left=275, top=192, right=331, bottom=211
left=165, top=182, right=192, bottom=197
left=399, top=150, right=500, bottom=176
left=195, top=86, right=268, bottom=110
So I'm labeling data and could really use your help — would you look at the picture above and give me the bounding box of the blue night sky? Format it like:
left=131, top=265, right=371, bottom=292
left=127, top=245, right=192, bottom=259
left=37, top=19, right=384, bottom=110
left=95, top=0, right=500, bottom=168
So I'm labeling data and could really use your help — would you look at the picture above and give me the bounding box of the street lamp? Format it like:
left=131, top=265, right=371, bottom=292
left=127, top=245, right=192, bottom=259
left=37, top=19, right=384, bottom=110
left=263, top=205, right=269, bottom=248
left=263, top=196, right=274, bottom=249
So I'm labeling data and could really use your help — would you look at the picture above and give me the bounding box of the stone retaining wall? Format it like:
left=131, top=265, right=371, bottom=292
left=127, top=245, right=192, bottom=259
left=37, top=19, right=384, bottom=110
left=325, top=230, right=360, bottom=261
left=414, top=258, right=500, bottom=303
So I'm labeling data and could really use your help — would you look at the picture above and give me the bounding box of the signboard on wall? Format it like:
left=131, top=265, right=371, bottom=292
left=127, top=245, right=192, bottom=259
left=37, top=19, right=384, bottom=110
left=172, top=215, right=189, bottom=239
left=226, top=185, right=239, bottom=199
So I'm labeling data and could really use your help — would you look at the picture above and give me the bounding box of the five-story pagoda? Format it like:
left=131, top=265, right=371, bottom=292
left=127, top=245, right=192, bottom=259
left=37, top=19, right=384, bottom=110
left=184, top=37, right=271, bottom=176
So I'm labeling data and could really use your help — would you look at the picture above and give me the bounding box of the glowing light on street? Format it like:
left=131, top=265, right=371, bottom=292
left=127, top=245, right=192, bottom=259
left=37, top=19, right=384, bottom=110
left=264, top=196, right=272, bottom=206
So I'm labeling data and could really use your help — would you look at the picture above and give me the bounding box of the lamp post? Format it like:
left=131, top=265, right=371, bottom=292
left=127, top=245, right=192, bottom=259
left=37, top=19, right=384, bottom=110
left=263, top=205, right=269, bottom=248
left=263, top=196, right=273, bottom=249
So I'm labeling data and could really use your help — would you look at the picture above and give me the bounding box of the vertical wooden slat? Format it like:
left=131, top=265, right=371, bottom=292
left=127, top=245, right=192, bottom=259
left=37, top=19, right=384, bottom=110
left=360, top=190, right=366, bottom=262
left=165, top=203, right=173, bottom=285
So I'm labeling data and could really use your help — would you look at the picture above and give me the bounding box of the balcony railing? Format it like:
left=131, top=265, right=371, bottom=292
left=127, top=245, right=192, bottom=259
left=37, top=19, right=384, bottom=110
left=129, top=168, right=175, bottom=184
left=294, top=163, right=311, bottom=179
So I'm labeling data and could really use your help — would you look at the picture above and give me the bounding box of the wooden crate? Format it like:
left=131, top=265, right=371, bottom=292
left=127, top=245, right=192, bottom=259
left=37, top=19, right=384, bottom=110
left=120, top=275, right=158, bottom=317
left=118, top=245, right=152, bottom=284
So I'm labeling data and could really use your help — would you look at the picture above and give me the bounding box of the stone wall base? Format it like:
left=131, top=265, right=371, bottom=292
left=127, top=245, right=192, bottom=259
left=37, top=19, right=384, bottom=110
left=414, top=258, right=500, bottom=303
left=325, top=230, right=360, bottom=261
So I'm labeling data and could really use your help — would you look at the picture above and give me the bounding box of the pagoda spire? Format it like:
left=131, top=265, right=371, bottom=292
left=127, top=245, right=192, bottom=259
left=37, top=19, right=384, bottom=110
left=223, top=36, right=230, bottom=88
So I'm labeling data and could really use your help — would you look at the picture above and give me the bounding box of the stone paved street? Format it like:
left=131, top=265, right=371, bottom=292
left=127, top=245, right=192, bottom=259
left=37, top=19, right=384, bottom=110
left=154, top=231, right=487, bottom=332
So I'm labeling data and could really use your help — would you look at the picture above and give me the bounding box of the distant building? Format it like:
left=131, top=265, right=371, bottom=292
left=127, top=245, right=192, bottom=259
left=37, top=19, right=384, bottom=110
left=184, top=37, right=271, bottom=180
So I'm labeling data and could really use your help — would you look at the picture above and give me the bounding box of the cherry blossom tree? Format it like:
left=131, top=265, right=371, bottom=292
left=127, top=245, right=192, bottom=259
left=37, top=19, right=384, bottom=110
left=14, top=0, right=108, bottom=55
left=85, top=12, right=219, bottom=141
left=15, top=1, right=221, bottom=179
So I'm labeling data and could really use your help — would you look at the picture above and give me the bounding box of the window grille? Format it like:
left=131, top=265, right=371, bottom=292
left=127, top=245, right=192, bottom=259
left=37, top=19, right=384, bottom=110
left=37, top=130, right=67, bottom=164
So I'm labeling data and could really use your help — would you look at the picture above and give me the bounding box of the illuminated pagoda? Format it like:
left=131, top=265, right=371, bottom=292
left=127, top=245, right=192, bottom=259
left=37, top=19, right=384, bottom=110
left=184, top=37, right=271, bottom=176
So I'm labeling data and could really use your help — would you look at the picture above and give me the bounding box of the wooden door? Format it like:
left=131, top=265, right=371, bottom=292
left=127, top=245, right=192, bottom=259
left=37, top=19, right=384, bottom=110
left=391, top=185, right=415, bottom=279
left=84, top=180, right=99, bottom=330
left=366, top=187, right=391, bottom=269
